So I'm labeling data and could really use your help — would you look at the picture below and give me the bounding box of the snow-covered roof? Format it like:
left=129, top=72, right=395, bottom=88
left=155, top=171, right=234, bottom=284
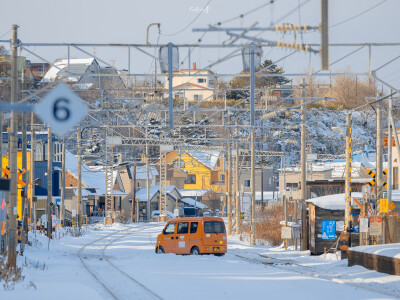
left=350, top=244, right=400, bottom=259
left=186, top=150, right=221, bottom=170
left=181, top=197, right=207, bottom=209
left=131, top=165, right=158, bottom=180
left=135, top=185, right=181, bottom=202
left=42, top=58, right=96, bottom=82
left=179, top=189, right=211, bottom=197
left=306, top=192, right=363, bottom=210
left=244, top=191, right=280, bottom=201
left=65, top=151, right=120, bottom=195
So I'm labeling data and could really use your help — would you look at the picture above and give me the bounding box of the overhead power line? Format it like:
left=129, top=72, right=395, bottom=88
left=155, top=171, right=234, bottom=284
left=330, top=0, right=388, bottom=28
left=161, top=0, right=212, bottom=37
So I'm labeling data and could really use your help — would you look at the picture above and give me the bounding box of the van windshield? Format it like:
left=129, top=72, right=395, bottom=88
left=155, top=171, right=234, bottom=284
left=204, top=221, right=226, bottom=233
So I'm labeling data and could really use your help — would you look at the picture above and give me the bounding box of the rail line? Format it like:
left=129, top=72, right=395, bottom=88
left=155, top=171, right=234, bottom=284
left=230, top=249, right=400, bottom=299
left=78, top=224, right=163, bottom=300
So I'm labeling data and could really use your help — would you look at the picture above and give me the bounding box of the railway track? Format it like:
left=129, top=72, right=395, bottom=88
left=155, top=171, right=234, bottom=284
left=230, top=249, right=400, bottom=299
left=78, top=224, right=163, bottom=300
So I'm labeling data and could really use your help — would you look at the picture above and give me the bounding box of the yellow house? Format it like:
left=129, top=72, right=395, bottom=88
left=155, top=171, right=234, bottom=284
left=165, top=150, right=227, bottom=193
left=2, top=150, right=32, bottom=220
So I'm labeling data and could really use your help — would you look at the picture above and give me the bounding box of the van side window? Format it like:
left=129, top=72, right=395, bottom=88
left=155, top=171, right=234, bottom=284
left=164, top=223, right=176, bottom=234
left=190, top=222, right=198, bottom=234
left=177, top=222, right=189, bottom=234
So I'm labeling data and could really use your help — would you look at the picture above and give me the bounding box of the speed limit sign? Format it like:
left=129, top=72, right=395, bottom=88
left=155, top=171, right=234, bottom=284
left=34, top=83, right=88, bottom=137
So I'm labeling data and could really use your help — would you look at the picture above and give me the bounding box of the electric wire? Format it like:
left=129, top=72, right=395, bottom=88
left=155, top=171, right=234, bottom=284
left=161, top=0, right=212, bottom=37
left=330, top=0, right=388, bottom=28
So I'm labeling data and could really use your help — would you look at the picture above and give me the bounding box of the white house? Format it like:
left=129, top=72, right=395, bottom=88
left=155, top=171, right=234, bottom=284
left=164, top=62, right=215, bottom=102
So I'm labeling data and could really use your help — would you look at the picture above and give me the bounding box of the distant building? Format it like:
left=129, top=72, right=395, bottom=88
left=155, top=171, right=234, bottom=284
left=42, top=58, right=125, bottom=89
left=164, top=62, right=216, bottom=102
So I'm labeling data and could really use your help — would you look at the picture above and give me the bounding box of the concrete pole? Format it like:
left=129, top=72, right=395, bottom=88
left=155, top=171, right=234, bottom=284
left=168, top=43, right=173, bottom=129
left=77, top=129, right=82, bottom=227
left=60, top=137, right=65, bottom=225
left=320, top=0, right=329, bottom=70
left=376, top=97, right=383, bottom=202
left=389, top=115, right=400, bottom=188
left=300, top=79, right=307, bottom=251
left=146, top=143, right=150, bottom=221
left=344, top=113, right=352, bottom=231
left=47, top=127, right=53, bottom=239
left=131, top=162, right=136, bottom=222
left=250, top=43, right=256, bottom=246
left=8, top=24, right=18, bottom=268
left=235, top=141, right=240, bottom=235
left=21, top=111, right=28, bottom=247
left=227, top=142, right=232, bottom=234
left=388, top=90, right=393, bottom=203
left=30, top=112, right=34, bottom=224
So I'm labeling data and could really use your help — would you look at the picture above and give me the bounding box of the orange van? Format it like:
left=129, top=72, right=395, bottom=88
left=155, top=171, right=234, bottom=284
left=155, top=217, right=227, bottom=256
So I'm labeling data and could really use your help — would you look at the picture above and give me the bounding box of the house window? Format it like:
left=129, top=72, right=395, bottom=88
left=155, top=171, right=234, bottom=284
left=244, top=180, right=250, bottom=187
left=37, top=68, right=44, bottom=75
left=185, top=174, right=196, bottom=184
left=286, top=182, right=299, bottom=191
left=198, top=78, right=206, bottom=83
left=220, top=174, right=225, bottom=183
left=193, top=94, right=203, bottom=101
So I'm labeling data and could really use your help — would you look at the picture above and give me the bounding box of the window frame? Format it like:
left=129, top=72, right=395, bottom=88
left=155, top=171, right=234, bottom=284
left=177, top=222, right=189, bottom=234
left=163, top=222, right=176, bottom=235
left=190, top=222, right=198, bottom=234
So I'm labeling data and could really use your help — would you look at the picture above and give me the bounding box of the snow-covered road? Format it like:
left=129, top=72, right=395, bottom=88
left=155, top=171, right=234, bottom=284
left=2, top=223, right=400, bottom=300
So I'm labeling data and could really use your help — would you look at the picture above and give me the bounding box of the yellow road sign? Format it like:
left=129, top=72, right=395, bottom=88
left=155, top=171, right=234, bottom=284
left=380, top=198, right=388, bottom=213
left=389, top=201, right=396, bottom=211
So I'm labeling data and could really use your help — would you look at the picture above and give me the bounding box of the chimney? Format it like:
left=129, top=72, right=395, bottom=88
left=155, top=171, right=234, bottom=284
left=193, top=62, right=197, bottom=70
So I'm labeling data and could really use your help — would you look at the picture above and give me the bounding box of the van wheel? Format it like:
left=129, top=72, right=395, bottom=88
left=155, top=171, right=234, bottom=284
left=156, top=246, right=164, bottom=254
left=190, top=246, right=201, bottom=255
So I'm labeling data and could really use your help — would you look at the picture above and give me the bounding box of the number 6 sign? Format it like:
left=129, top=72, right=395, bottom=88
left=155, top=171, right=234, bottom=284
left=35, top=83, right=88, bottom=137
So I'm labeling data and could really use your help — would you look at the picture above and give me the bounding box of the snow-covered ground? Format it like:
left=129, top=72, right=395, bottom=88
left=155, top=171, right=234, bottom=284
left=1, top=223, right=400, bottom=300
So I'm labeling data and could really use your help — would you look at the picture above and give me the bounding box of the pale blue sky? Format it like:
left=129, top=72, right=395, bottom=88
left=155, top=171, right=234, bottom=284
left=1, top=0, right=399, bottom=87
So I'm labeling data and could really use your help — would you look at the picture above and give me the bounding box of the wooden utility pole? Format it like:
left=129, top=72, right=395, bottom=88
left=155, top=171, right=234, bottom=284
left=8, top=24, right=18, bottom=268
left=46, top=127, right=52, bottom=239
left=131, top=162, right=136, bottom=222
left=60, top=137, right=65, bottom=225
left=376, top=97, right=383, bottom=202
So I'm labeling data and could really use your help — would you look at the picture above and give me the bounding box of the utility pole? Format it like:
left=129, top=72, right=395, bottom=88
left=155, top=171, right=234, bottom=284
left=60, top=137, right=65, bottom=225
left=227, top=129, right=232, bottom=235
left=131, top=162, right=136, bottom=222
left=146, top=143, right=150, bottom=222
left=321, top=0, right=329, bottom=70
left=235, top=140, right=240, bottom=235
left=344, top=113, right=352, bottom=231
left=8, top=24, right=18, bottom=268
left=376, top=96, right=383, bottom=202
left=300, top=78, right=307, bottom=251
left=0, top=112, right=2, bottom=178
left=250, top=43, right=256, bottom=246
left=46, top=127, right=52, bottom=239
left=21, top=109, right=28, bottom=252
left=30, top=112, right=35, bottom=224
left=77, top=129, right=82, bottom=227
left=388, top=90, right=393, bottom=204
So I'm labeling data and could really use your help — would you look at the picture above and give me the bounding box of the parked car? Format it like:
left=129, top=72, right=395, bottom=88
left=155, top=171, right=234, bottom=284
left=155, top=217, right=227, bottom=256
